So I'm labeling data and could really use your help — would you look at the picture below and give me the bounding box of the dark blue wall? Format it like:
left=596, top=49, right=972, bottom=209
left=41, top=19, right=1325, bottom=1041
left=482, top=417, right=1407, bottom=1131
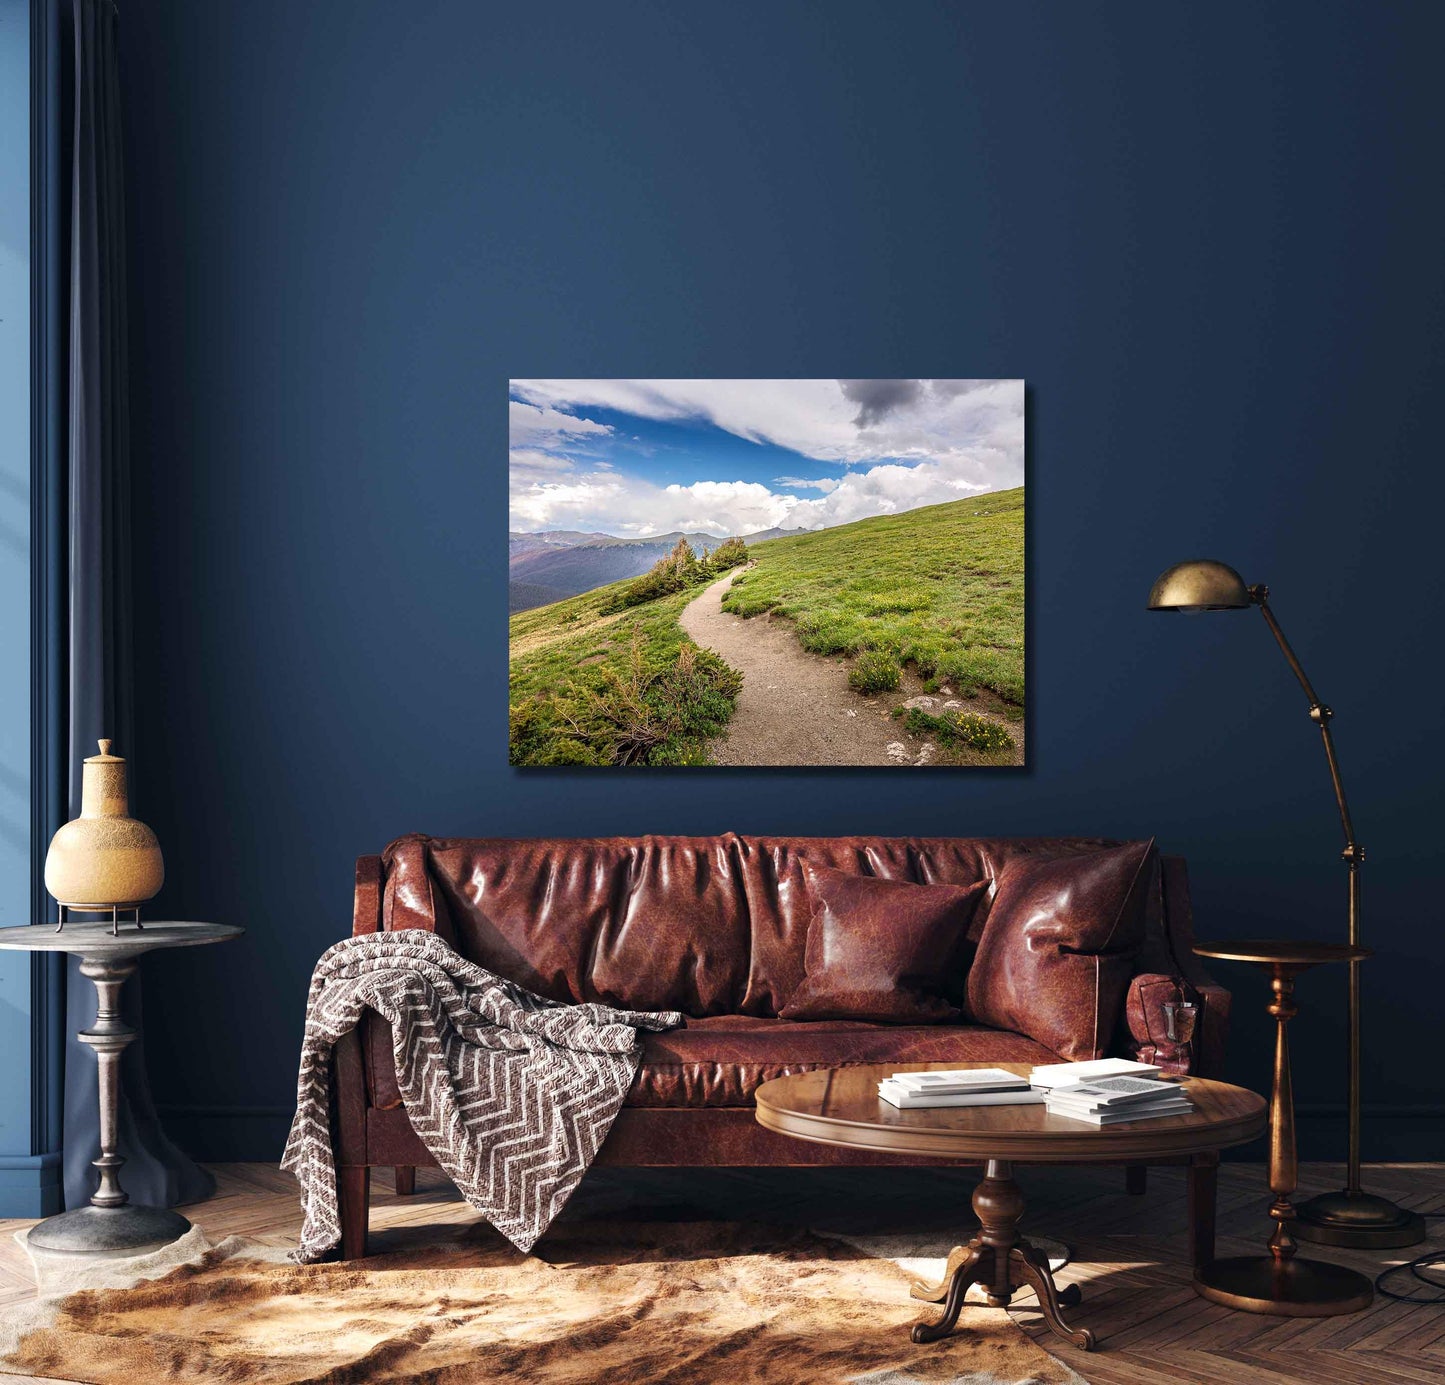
left=118, top=1, right=1445, bottom=1160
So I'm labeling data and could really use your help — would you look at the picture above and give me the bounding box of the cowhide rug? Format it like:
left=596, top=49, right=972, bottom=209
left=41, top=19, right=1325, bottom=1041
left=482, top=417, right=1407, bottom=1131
left=0, top=1219, right=1082, bottom=1385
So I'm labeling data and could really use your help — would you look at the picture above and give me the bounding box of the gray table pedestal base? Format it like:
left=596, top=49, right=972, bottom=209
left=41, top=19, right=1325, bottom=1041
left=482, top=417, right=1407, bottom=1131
left=0, top=921, right=244, bottom=1263
left=26, top=1203, right=192, bottom=1256
left=24, top=943, right=193, bottom=1256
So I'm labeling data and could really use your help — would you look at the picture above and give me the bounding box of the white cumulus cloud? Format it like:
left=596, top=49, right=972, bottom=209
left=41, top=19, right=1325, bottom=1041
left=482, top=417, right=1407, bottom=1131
left=508, top=400, right=612, bottom=451
left=773, top=475, right=840, bottom=492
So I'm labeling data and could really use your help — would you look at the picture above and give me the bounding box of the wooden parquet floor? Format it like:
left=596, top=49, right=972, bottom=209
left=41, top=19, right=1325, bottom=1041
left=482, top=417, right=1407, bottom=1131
left=0, top=1160, right=1440, bottom=1384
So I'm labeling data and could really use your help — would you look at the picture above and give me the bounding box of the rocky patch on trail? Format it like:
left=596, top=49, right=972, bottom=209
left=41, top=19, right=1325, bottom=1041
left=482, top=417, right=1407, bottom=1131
left=901, top=694, right=968, bottom=712
left=887, top=740, right=939, bottom=767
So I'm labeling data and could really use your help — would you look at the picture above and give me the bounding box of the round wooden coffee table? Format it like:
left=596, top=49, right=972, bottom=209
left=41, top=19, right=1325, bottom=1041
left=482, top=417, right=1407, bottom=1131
left=755, top=1062, right=1266, bottom=1350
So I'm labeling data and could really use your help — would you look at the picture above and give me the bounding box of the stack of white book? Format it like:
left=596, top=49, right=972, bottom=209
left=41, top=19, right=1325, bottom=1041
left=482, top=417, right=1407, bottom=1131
left=875, top=1059, right=1193, bottom=1122
left=1040, top=1074, right=1194, bottom=1125
left=1027, top=1057, right=1165, bottom=1089
left=878, top=1068, right=1046, bottom=1109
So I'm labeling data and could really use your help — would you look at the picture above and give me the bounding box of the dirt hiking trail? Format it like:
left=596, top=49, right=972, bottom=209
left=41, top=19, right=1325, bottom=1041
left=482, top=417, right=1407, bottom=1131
left=679, top=570, right=931, bottom=766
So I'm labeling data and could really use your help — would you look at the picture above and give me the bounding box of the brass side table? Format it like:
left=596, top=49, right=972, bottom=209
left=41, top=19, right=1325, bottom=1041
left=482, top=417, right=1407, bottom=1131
left=1192, top=940, right=1374, bottom=1316
left=0, top=920, right=242, bottom=1256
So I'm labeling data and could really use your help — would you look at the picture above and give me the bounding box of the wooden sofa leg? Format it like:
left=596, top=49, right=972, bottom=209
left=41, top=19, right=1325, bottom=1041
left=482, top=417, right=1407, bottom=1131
left=394, top=1166, right=416, bottom=1196
left=340, top=1166, right=371, bottom=1260
left=1189, top=1153, right=1218, bottom=1268
left=1125, top=1165, right=1148, bottom=1195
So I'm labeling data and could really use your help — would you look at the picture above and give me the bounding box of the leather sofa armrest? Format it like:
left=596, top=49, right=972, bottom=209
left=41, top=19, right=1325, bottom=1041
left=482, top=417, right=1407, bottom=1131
left=349, top=856, right=387, bottom=1116
left=1120, top=969, right=1230, bottom=1078
left=1179, top=973, right=1230, bottom=1079
left=377, top=835, right=451, bottom=937
left=354, top=855, right=383, bottom=936
left=1156, top=857, right=1230, bottom=1078
left=1122, top=973, right=1199, bottom=1075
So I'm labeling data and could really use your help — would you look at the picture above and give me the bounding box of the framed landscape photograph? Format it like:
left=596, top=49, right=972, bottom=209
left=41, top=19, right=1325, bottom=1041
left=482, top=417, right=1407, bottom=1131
left=508, top=379, right=1025, bottom=768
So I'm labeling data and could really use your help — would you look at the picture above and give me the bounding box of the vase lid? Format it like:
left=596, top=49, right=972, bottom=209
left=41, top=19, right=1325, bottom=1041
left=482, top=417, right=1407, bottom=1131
left=85, top=739, right=124, bottom=764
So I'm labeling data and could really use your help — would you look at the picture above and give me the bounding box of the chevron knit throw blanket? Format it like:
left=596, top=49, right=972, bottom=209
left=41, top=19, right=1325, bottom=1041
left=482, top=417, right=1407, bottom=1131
left=281, top=930, right=683, bottom=1262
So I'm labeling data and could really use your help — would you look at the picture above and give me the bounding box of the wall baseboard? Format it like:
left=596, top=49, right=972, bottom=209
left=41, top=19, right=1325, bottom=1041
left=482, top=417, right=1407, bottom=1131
left=0, top=1151, right=62, bottom=1219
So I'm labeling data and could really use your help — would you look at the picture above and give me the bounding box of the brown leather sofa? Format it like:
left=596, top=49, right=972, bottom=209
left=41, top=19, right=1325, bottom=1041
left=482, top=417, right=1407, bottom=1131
left=331, top=833, right=1230, bottom=1260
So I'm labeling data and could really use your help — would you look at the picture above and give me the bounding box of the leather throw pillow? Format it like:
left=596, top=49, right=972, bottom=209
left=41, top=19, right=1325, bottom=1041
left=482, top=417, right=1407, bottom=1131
left=779, top=865, right=988, bottom=1023
left=965, top=839, right=1158, bottom=1061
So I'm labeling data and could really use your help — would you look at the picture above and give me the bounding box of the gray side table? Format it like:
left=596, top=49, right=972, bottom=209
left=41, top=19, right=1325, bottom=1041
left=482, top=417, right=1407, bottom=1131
left=0, top=920, right=242, bottom=1256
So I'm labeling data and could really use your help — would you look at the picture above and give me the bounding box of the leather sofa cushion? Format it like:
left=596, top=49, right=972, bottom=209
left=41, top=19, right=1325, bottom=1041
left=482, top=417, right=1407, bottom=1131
left=966, top=839, right=1157, bottom=1061
left=412, top=835, right=753, bottom=1015
left=386, top=833, right=1148, bottom=1017
left=363, top=1010, right=1059, bottom=1111
left=628, top=1015, right=1059, bottom=1107
left=779, top=867, right=987, bottom=1022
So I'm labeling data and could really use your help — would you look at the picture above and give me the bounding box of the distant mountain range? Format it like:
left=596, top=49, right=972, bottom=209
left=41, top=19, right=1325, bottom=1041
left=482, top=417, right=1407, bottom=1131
left=508, top=526, right=814, bottom=612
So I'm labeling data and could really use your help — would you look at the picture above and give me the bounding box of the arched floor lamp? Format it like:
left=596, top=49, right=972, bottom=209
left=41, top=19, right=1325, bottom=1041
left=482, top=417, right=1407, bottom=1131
left=1147, top=559, right=1424, bottom=1250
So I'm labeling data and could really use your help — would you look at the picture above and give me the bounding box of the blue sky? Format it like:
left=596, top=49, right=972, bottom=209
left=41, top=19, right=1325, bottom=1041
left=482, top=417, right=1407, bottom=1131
left=537, top=405, right=865, bottom=499
left=509, top=379, right=1025, bottom=538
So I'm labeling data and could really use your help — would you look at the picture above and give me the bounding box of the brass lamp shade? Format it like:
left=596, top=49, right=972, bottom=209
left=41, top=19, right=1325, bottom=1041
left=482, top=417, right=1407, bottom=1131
left=1146, top=560, right=1253, bottom=611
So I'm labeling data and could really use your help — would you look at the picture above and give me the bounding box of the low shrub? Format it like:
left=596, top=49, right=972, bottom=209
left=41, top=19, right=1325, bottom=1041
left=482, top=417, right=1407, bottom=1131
left=848, top=649, right=901, bottom=693
left=896, top=706, right=1015, bottom=752
left=602, top=537, right=702, bottom=612
left=602, top=536, right=749, bottom=614
left=706, top=535, right=748, bottom=571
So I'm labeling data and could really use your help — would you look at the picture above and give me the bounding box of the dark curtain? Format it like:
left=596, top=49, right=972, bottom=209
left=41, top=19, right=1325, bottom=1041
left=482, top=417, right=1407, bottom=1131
left=55, top=0, right=213, bottom=1212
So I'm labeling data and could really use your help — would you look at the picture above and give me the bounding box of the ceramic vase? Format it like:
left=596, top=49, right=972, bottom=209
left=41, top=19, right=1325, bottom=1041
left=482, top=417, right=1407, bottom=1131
left=43, top=739, right=164, bottom=908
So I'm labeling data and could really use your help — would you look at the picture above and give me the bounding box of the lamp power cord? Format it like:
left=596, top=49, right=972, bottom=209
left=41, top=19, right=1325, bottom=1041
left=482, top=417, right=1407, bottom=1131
left=1373, top=1214, right=1445, bottom=1303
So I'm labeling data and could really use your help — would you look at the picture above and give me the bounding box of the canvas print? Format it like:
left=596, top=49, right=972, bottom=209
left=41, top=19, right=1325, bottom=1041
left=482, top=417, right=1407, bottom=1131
left=509, top=379, right=1025, bottom=767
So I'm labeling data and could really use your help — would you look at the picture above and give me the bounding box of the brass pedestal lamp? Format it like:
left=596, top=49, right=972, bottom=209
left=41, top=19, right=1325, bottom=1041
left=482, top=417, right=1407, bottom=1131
left=1147, top=559, right=1424, bottom=1250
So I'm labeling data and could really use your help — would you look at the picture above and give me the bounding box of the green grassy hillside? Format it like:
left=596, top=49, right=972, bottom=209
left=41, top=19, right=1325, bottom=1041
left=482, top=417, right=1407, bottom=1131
left=723, top=488, right=1025, bottom=704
